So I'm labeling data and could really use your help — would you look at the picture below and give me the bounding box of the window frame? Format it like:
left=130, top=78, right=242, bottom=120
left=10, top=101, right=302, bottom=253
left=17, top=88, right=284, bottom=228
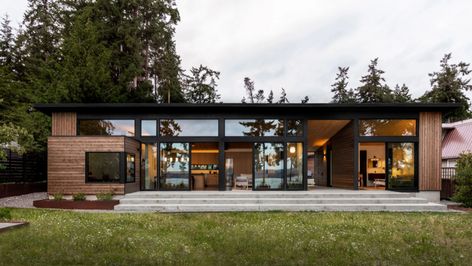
left=78, top=119, right=136, bottom=136
left=126, top=153, right=136, bottom=183
left=85, top=152, right=124, bottom=183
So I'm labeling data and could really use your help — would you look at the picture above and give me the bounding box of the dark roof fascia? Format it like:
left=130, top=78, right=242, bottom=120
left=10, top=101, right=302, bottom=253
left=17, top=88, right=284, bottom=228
left=34, top=103, right=461, bottom=116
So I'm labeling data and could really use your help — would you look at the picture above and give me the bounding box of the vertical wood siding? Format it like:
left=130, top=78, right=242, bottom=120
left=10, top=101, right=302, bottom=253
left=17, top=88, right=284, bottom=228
left=331, top=122, right=355, bottom=189
left=51, top=112, right=77, bottom=136
left=419, top=112, right=442, bottom=191
left=48, top=136, right=139, bottom=195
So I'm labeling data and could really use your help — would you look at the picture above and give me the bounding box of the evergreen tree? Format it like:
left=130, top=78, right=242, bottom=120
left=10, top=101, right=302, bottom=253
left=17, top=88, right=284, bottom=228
left=420, top=53, right=472, bottom=122
left=356, top=58, right=393, bottom=103
left=183, top=65, right=221, bottom=103
left=0, top=15, right=14, bottom=67
left=301, top=96, right=309, bottom=104
left=267, top=90, right=274, bottom=103
left=243, top=77, right=255, bottom=103
left=392, top=84, right=412, bottom=103
left=278, top=88, right=289, bottom=103
left=255, top=89, right=265, bottom=103
left=331, top=66, right=356, bottom=103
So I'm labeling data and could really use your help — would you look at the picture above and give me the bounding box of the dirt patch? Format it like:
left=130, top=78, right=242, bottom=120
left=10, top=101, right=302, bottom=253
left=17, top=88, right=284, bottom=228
left=448, top=205, right=472, bottom=212
left=33, top=200, right=119, bottom=210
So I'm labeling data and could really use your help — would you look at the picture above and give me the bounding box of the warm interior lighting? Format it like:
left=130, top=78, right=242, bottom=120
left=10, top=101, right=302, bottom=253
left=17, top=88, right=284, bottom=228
left=289, top=146, right=296, bottom=154
left=191, top=149, right=219, bottom=154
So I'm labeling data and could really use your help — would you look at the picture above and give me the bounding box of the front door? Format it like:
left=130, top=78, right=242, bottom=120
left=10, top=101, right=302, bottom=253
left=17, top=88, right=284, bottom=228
left=386, top=142, right=417, bottom=191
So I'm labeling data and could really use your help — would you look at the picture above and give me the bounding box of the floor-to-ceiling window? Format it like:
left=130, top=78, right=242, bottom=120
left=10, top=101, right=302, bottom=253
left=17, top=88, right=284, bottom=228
left=287, top=142, right=304, bottom=189
left=387, top=142, right=416, bottom=190
left=254, top=143, right=284, bottom=190
left=141, top=143, right=157, bottom=190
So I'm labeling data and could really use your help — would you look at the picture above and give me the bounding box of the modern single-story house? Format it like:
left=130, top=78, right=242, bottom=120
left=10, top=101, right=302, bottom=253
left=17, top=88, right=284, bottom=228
left=34, top=103, right=458, bottom=203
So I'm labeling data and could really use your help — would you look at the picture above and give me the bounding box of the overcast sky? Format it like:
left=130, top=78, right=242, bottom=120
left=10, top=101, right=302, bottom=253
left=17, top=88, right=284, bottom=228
left=3, top=0, right=472, bottom=102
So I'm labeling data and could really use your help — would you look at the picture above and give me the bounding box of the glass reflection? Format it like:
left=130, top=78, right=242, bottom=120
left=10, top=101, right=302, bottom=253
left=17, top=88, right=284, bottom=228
left=254, top=143, right=284, bottom=190
left=225, top=119, right=284, bottom=136
left=160, top=120, right=218, bottom=136
left=159, top=143, right=189, bottom=190
left=141, top=120, right=157, bottom=136
left=141, top=143, right=157, bottom=190
left=287, top=120, right=303, bottom=136
left=359, top=120, right=416, bottom=136
left=79, top=120, right=135, bottom=136
left=287, top=142, right=303, bottom=189
left=387, top=142, right=416, bottom=190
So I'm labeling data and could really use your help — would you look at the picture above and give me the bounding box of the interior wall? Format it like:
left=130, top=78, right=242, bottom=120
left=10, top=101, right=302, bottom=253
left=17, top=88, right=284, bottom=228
left=330, top=122, right=355, bottom=189
left=225, top=151, right=252, bottom=178
left=312, top=150, right=327, bottom=186
left=358, top=143, right=386, bottom=174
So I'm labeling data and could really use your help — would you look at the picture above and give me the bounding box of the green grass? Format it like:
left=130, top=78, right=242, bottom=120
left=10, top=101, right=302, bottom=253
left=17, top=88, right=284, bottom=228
left=0, top=209, right=471, bottom=265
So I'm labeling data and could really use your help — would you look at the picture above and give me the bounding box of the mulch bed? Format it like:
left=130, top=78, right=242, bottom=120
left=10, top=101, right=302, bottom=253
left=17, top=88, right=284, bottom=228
left=33, top=200, right=119, bottom=210
left=447, top=205, right=472, bottom=212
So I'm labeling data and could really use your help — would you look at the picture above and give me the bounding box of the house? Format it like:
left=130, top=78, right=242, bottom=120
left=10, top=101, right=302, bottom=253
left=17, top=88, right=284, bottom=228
left=34, top=103, right=458, bottom=204
left=442, top=118, right=472, bottom=167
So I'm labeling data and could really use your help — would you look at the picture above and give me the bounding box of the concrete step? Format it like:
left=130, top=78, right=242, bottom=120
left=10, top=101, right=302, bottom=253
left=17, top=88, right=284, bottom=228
left=114, top=203, right=447, bottom=212
left=119, top=197, right=429, bottom=205
left=123, top=191, right=416, bottom=199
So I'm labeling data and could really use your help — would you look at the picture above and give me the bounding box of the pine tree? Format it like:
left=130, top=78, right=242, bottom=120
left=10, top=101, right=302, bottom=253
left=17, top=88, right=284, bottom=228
left=420, top=53, right=472, bottom=122
left=183, top=65, right=221, bottom=103
left=267, top=90, right=274, bottom=103
left=255, top=90, right=265, bottom=103
left=0, top=15, right=14, bottom=67
left=392, top=84, right=412, bottom=103
left=331, top=66, right=356, bottom=103
left=278, top=88, right=289, bottom=103
left=243, top=77, right=255, bottom=103
left=356, top=58, right=393, bottom=103
left=301, top=96, right=309, bottom=104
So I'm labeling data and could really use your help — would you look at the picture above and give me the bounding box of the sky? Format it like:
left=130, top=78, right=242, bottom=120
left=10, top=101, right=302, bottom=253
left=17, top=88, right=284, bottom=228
left=2, top=0, right=472, bottom=103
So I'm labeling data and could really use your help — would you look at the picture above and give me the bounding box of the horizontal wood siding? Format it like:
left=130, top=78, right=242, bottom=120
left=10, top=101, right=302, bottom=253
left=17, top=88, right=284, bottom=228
left=330, top=122, right=355, bottom=189
left=48, top=136, right=127, bottom=195
left=419, top=112, right=442, bottom=191
left=51, top=112, right=77, bottom=136
left=125, top=138, right=140, bottom=193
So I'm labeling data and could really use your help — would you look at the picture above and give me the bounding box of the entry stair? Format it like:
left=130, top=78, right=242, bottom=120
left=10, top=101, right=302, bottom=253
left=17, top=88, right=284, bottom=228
left=114, top=190, right=447, bottom=212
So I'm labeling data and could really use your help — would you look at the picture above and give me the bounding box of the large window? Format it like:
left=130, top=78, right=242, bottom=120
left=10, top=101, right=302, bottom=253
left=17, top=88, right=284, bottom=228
left=126, top=154, right=136, bottom=183
left=387, top=143, right=416, bottom=190
left=79, top=120, right=135, bottom=136
left=160, top=119, right=218, bottom=137
left=254, top=143, right=284, bottom=190
left=86, top=152, right=121, bottom=183
left=287, top=142, right=303, bottom=189
left=159, top=143, right=190, bottom=190
left=359, top=119, right=416, bottom=136
left=287, top=120, right=303, bottom=136
left=141, top=120, right=157, bottom=136
left=141, top=143, right=157, bottom=190
left=225, top=119, right=284, bottom=136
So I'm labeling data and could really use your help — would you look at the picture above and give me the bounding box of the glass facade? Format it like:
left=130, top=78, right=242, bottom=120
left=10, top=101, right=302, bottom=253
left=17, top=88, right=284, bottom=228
left=159, top=143, right=190, bottom=190
left=387, top=143, right=416, bottom=190
left=225, top=119, right=284, bottom=136
left=126, top=153, right=136, bottom=183
left=160, top=119, right=218, bottom=137
left=254, top=143, right=284, bottom=190
left=287, top=120, right=303, bottom=136
left=79, top=120, right=135, bottom=136
left=359, top=119, right=416, bottom=136
left=86, top=152, right=121, bottom=182
left=141, top=143, right=157, bottom=190
left=287, top=142, right=303, bottom=189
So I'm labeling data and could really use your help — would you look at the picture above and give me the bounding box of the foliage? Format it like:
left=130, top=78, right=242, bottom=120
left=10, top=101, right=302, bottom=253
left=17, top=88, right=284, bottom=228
left=0, top=121, right=35, bottom=168
left=183, top=65, right=221, bottom=103
left=356, top=58, right=393, bottom=103
left=0, top=208, right=12, bottom=221
left=392, top=84, right=412, bottom=103
left=72, top=193, right=86, bottom=201
left=419, top=53, right=472, bottom=122
left=452, top=152, right=472, bottom=207
left=241, top=77, right=306, bottom=104
left=52, top=193, right=63, bottom=201
left=96, top=192, right=114, bottom=201
left=1, top=209, right=472, bottom=265
left=331, top=66, right=357, bottom=103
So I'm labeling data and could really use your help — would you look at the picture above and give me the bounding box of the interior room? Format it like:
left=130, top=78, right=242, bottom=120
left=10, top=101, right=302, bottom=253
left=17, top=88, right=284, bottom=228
left=190, top=143, right=219, bottom=191
left=307, top=120, right=352, bottom=190
left=358, top=142, right=386, bottom=190
left=224, top=143, right=253, bottom=190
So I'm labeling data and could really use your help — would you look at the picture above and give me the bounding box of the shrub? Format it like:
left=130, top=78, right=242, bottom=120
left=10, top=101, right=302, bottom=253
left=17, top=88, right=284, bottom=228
left=96, top=192, right=113, bottom=201
left=52, top=193, right=64, bottom=201
left=0, top=208, right=12, bottom=221
left=72, top=193, right=87, bottom=201
left=452, top=152, right=472, bottom=207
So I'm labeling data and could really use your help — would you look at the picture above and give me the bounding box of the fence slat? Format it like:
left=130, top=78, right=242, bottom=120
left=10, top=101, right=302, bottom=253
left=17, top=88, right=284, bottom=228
left=0, top=149, right=47, bottom=183
left=441, top=167, right=456, bottom=199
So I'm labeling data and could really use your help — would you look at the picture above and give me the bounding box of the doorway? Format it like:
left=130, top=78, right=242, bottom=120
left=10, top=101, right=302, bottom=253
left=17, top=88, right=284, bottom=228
left=190, top=143, right=219, bottom=191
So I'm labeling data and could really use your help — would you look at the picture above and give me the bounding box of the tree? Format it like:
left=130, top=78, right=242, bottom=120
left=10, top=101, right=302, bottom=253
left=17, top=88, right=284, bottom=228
left=392, top=84, right=412, bottom=103
left=419, top=53, right=472, bottom=122
left=0, top=120, right=34, bottom=169
left=243, top=77, right=255, bottom=103
left=356, top=58, right=393, bottom=103
left=267, top=90, right=274, bottom=103
left=278, top=88, right=289, bottom=103
left=255, top=90, right=265, bottom=103
left=301, top=96, right=309, bottom=104
left=331, top=67, right=356, bottom=103
left=0, top=15, right=14, bottom=67
left=183, top=65, right=221, bottom=103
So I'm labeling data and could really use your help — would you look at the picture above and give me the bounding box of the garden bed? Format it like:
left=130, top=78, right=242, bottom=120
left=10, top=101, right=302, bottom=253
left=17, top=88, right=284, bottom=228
left=33, top=199, right=119, bottom=210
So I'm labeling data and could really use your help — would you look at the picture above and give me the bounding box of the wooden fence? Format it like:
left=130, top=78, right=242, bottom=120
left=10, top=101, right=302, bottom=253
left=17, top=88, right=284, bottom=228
left=441, top=167, right=456, bottom=199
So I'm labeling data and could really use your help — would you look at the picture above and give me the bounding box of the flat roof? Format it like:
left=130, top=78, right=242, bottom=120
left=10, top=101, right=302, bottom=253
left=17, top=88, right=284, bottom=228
left=34, top=103, right=460, bottom=116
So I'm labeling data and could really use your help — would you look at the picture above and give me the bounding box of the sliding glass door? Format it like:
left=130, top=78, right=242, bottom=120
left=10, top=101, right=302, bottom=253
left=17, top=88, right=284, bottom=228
left=386, top=142, right=417, bottom=191
left=254, top=143, right=284, bottom=190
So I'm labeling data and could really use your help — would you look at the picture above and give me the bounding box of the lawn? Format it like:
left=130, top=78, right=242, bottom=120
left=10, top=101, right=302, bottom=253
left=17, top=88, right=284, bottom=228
left=1, top=209, right=472, bottom=265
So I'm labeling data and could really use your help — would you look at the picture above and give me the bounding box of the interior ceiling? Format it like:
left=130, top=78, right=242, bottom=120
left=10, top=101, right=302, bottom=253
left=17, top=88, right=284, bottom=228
left=307, top=120, right=351, bottom=150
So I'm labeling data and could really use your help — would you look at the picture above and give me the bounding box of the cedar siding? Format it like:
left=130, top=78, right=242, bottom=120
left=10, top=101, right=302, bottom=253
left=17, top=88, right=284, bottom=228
left=419, top=112, right=442, bottom=191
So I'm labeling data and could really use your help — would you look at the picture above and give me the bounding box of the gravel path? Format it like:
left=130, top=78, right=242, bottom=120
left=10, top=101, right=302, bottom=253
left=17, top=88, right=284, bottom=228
left=0, top=193, right=48, bottom=208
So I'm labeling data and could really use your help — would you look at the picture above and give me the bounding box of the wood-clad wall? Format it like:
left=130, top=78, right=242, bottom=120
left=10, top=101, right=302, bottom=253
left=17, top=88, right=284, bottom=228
left=330, top=122, right=355, bottom=189
left=48, top=136, right=139, bottom=195
left=51, top=112, right=77, bottom=136
left=419, top=112, right=442, bottom=191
